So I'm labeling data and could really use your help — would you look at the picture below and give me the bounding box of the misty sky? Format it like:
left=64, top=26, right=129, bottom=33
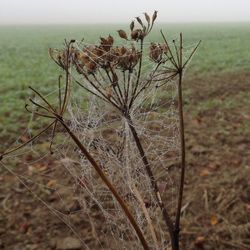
left=0, top=0, right=250, bottom=24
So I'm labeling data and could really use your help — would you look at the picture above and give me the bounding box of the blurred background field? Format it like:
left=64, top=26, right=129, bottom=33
left=1, top=23, right=250, bottom=137
left=0, top=23, right=250, bottom=249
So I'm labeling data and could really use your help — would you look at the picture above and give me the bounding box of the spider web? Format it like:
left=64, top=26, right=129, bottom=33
left=0, top=36, right=195, bottom=249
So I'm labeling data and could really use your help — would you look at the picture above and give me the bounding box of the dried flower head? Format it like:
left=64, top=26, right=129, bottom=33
left=100, top=35, right=114, bottom=51
left=115, top=46, right=141, bottom=71
left=149, top=42, right=167, bottom=63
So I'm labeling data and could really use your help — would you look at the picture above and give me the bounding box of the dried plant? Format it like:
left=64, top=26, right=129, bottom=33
left=0, top=11, right=200, bottom=250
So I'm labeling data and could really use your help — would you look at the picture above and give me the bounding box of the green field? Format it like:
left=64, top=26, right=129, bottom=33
left=0, top=23, right=250, bottom=135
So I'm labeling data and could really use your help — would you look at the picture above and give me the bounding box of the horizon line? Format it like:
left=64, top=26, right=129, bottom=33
left=1, top=20, right=250, bottom=26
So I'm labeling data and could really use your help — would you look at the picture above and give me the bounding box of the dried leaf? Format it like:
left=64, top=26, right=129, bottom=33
left=47, top=180, right=57, bottom=188
left=210, top=215, right=219, bottom=226
left=117, top=30, right=128, bottom=40
left=199, top=169, right=211, bottom=177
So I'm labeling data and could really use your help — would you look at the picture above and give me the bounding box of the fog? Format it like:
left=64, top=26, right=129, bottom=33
left=0, top=0, right=250, bottom=24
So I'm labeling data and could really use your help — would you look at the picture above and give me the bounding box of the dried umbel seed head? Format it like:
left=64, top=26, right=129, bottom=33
left=100, top=35, right=114, bottom=52
left=72, top=34, right=115, bottom=74
left=57, top=50, right=71, bottom=69
left=128, top=11, right=158, bottom=41
left=49, top=45, right=80, bottom=70
left=149, top=42, right=167, bottom=63
left=115, top=45, right=141, bottom=71
left=73, top=46, right=100, bottom=74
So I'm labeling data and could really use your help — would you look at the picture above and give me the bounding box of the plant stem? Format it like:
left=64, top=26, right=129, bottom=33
left=129, top=39, right=144, bottom=109
left=175, top=69, right=185, bottom=239
left=175, top=34, right=185, bottom=246
left=126, top=114, right=177, bottom=249
left=57, top=117, right=150, bottom=250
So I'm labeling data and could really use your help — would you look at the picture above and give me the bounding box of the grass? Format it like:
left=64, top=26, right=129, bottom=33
left=0, top=23, right=250, bottom=139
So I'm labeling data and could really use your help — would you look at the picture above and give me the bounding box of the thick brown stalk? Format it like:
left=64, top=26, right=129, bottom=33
left=175, top=70, right=185, bottom=235
left=57, top=117, right=150, bottom=250
left=126, top=114, right=178, bottom=249
left=174, top=33, right=185, bottom=250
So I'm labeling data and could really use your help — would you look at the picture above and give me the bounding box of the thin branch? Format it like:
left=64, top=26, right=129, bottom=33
left=129, top=39, right=144, bottom=109
left=160, top=30, right=179, bottom=69
left=74, top=79, right=109, bottom=104
left=58, top=75, right=62, bottom=111
left=80, top=70, right=121, bottom=109
left=133, top=186, right=159, bottom=249
left=0, top=121, right=55, bottom=160
left=49, top=120, right=58, bottom=154
left=29, top=86, right=56, bottom=113
left=29, top=98, right=54, bottom=115
left=25, top=104, right=56, bottom=119
left=182, top=40, right=201, bottom=69
left=60, top=46, right=71, bottom=115
left=173, top=40, right=180, bottom=68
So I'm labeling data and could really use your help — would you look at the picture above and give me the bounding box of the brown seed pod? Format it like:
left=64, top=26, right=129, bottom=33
left=130, top=21, right=135, bottom=31
left=144, top=12, right=150, bottom=26
left=152, top=10, right=158, bottom=23
left=117, top=30, right=128, bottom=40
left=136, top=17, right=144, bottom=27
